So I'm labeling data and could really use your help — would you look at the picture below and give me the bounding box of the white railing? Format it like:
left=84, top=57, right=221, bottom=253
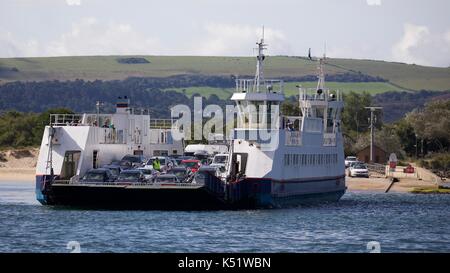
left=150, top=119, right=173, bottom=129
left=323, top=133, right=336, bottom=146
left=50, top=114, right=84, bottom=126
left=236, top=79, right=284, bottom=93
left=233, top=128, right=277, bottom=144
left=299, top=88, right=342, bottom=102
left=285, top=131, right=302, bottom=146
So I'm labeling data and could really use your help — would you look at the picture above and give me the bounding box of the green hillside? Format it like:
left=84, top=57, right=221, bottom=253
left=1, top=55, right=449, bottom=91
left=165, top=82, right=402, bottom=99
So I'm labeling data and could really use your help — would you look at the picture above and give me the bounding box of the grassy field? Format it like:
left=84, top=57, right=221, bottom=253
left=1, top=55, right=449, bottom=91
left=165, top=81, right=403, bottom=99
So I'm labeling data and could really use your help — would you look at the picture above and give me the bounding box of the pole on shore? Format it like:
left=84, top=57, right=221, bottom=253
left=365, top=107, right=383, bottom=163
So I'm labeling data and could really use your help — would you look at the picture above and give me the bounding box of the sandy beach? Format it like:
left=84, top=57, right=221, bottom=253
left=0, top=168, right=35, bottom=182
left=0, top=148, right=38, bottom=182
left=346, top=176, right=438, bottom=193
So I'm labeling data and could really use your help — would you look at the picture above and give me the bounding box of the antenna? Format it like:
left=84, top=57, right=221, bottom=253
left=262, top=25, right=265, bottom=42
left=254, top=26, right=267, bottom=92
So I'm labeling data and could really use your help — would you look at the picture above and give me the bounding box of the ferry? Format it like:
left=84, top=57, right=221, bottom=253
left=35, top=37, right=346, bottom=209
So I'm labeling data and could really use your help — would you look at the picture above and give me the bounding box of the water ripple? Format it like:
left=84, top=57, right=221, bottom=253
left=0, top=181, right=449, bottom=252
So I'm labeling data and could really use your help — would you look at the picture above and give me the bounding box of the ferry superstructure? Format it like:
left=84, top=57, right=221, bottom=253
left=35, top=37, right=346, bottom=209
left=35, top=99, right=184, bottom=205
left=223, top=38, right=346, bottom=208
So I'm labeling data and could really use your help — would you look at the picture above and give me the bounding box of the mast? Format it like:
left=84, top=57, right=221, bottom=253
left=254, top=27, right=267, bottom=93
left=317, top=53, right=326, bottom=91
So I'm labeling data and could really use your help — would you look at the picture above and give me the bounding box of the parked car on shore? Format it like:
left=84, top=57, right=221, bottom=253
left=348, top=163, right=369, bottom=178
left=345, top=156, right=358, bottom=168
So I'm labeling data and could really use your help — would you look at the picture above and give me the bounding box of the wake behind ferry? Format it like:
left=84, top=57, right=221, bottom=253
left=35, top=38, right=346, bottom=210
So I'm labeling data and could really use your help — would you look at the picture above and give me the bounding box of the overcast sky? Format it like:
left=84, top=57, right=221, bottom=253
left=1, top=0, right=449, bottom=67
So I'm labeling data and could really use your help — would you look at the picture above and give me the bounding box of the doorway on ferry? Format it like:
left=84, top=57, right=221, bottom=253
left=60, top=151, right=81, bottom=180
left=230, top=153, right=248, bottom=179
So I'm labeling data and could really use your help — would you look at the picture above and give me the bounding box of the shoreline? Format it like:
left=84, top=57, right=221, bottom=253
left=0, top=168, right=35, bottom=182
left=0, top=168, right=442, bottom=194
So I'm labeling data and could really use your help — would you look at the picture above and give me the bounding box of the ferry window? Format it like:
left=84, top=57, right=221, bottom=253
left=93, top=150, right=98, bottom=169
left=153, top=150, right=169, bottom=156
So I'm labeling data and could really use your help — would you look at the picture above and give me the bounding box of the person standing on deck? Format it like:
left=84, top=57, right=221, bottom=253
left=153, top=158, right=161, bottom=172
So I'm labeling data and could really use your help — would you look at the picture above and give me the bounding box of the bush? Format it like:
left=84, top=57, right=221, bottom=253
left=418, top=159, right=429, bottom=169
left=428, top=154, right=450, bottom=172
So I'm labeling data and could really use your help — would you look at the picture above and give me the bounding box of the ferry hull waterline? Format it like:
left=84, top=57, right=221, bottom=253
left=36, top=175, right=346, bottom=210
left=35, top=36, right=346, bottom=210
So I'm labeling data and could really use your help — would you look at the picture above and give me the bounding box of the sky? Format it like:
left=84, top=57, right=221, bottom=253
left=1, top=0, right=450, bottom=67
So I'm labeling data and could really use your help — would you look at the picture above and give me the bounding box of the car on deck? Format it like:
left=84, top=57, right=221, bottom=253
left=116, top=169, right=146, bottom=183
left=137, top=167, right=158, bottom=182
left=168, top=166, right=190, bottom=182
left=80, top=168, right=116, bottom=183
left=119, top=154, right=147, bottom=169
left=180, top=159, right=201, bottom=173
left=102, top=164, right=122, bottom=180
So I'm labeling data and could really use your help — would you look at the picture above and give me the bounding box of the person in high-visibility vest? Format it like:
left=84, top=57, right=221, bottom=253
left=152, top=158, right=161, bottom=171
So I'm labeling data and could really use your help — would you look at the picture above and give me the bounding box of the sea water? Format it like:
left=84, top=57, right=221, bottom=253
left=0, top=180, right=449, bottom=253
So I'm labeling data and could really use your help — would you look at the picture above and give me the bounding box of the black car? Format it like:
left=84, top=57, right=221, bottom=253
left=81, top=168, right=115, bottom=183
left=168, top=166, right=190, bottom=182
left=101, top=164, right=122, bottom=180
left=116, top=169, right=146, bottom=183
left=119, top=154, right=147, bottom=169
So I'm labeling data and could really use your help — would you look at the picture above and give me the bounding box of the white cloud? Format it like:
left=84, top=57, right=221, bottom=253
left=45, top=17, right=162, bottom=56
left=392, top=23, right=450, bottom=67
left=366, top=0, right=382, bottom=6
left=446, top=31, right=450, bottom=45
left=0, top=17, right=163, bottom=57
left=192, top=23, right=290, bottom=56
left=0, top=30, right=40, bottom=57
left=66, top=0, right=81, bottom=6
